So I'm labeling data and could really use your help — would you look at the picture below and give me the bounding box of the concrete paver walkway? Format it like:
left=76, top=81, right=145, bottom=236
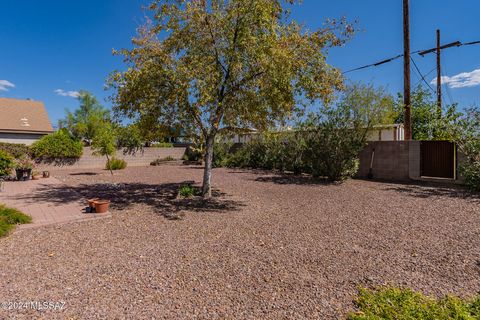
left=0, top=177, right=109, bottom=229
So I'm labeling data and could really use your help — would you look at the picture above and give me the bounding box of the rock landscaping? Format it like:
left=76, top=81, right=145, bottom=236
left=0, top=165, right=478, bottom=319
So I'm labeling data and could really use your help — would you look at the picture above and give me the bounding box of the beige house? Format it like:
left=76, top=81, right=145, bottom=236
left=0, top=98, right=54, bottom=145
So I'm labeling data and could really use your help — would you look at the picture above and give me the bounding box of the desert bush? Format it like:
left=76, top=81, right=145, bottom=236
left=184, top=145, right=203, bottom=161
left=212, top=142, right=233, bottom=168
left=105, top=157, right=127, bottom=170
left=227, top=106, right=368, bottom=181
left=31, top=129, right=83, bottom=164
left=179, top=184, right=197, bottom=197
left=0, top=150, right=14, bottom=177
left=0, top=205, right=31, bottom=237
left=348, top=287, right=480, bottom=319
left=301, top=106, right=368, bottom=181
left=460, top=162, right=480, bottom=192
left=451, top=107, right=480, bottom=191
left=0, top=142, right=31, bottom=158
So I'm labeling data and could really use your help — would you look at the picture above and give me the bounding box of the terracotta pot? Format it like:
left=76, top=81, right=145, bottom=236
left=32, top=175, right=41, bottom=180
left=88, top=198, right=100, bottom=208
left=94, top=200, right=110, bottom=213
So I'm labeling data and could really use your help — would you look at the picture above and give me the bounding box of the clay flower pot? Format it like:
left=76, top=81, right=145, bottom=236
left=32, top=175, right=41, bottom=180
left=94, top=200, right=110, bottom=214
left=88, top=198, right=100, bottom=209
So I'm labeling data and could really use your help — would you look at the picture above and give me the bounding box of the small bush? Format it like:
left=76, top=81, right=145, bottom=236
left=0, top=142, right=31, bottom=158
left=105, top=157, right=127, bottom=170
left=0, top=217, right=14, bottom=237
left=150, top=156, right=176, bottom=166
left=179, top=184, right=197, bottom=197
left=31, top=130, right=83, bottom=164
left=0, top=206, right=32, bottom=224
left=460, top=161, right=480, bottom=192
left=213, top=142, right=233, bottom=168
left=184, top=145, right=202, bottom=161
left=348, top=287, right=480, bottom=320
left=0, top=205, right=31, bottom=237
left=0, top=150, right=14, bottom=177
left=152, top=142, right=173, bottom=148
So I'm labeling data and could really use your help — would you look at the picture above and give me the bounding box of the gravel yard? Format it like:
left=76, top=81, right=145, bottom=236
left=0, top=164, right=479, bottom=319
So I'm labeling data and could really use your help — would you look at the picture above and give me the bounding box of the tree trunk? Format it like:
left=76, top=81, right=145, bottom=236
left=202, top=134, right=215, bottom=198
left=106, top=154, right=113, bottom=175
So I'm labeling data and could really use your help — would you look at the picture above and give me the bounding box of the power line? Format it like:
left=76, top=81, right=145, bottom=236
left=413, top=66, right=436, bottom=87
left=342, top=39, right=480, bottom=75
left=410, top=56, right=435, bottom=93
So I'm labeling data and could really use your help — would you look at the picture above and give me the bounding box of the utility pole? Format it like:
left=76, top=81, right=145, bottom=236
left=419, top=34, right=461, bottom=117
left=436, top=29, right=442, bottom=117
left=403, top=0, right=412, bottom=140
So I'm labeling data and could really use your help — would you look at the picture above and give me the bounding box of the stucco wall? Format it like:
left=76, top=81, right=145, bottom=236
left=38, top=147, right=187, bottom=170
left=0, top=132, right=46, bottom=146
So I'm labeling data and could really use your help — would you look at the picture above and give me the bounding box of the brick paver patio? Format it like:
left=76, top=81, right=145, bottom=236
left=0, top=177, right=110, bottom=230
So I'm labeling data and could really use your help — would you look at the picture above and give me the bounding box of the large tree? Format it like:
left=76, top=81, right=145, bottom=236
left=394, top=86, right=461, bottom=140
left=110, top=0, right=354, bottom=197
left=59, top=91, right=110, bottom=145
left=341, top=82, right=396, bottom=126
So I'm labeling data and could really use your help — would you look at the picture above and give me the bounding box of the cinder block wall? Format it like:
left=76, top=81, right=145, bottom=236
left=38, top=147, right=186, bottom=170
left=357, top=141, right=413, bottom=181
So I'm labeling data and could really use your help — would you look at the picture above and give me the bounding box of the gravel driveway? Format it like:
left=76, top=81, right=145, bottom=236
left=0, top=164, right=479, bottom=319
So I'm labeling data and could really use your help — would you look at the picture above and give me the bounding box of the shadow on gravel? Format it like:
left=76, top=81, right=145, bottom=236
left=69, top=172, right=99, bottom=176
left=254, top=174, right=339, bottom=186
left=379, top=181, right=479, bottom=202
left=14, top=182, right=243, bottom=220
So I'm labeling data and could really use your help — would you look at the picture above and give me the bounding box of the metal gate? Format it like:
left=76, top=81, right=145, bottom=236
left=420, top=141, right=456, bottom=179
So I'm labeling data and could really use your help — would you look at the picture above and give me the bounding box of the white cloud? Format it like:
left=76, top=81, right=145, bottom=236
left=0, top=80, right=15, bottom=91
left=54, top=89, right=80, bottom=98
left=431, top=68, right=480, bottom=88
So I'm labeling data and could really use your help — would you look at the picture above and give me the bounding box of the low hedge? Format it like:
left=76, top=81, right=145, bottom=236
left=0, top=142, right=30, bottom=158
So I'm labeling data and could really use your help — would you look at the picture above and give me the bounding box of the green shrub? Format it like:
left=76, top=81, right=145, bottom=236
left=0, top=150, right=14, bottom=177
left=152, top=142, right=173, bottom=148
left=0, top=142, right=31, bottom=158
left=449, top=107, right=480, bottom=192
left=184, top=145, right=202, bottom=161
left=460, top=161, right=480, bottom=192
left=105, top=157, right=127, bottom=170
left=179, top=184, right=197, bottom=197
left=0, top=217, right=14, bottom=237
left=213, top=142, right=233, bottom=168
left=31, top=130, right=83, bottom=164
left=348, top=287, right=480, bottom=320
left=226, top=107, right=367, bottom=181
left=0, top=205, right=31, bottom=237
left=0, top=205, right=32, bottom=224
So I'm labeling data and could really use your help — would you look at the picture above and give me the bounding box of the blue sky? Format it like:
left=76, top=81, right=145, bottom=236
left=1, top=0, right=479, bottom=125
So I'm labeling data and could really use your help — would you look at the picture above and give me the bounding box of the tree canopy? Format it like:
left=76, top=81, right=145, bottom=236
left=110, top=0, right=354, bottom=197
left=59, top=90, right=110, bottom=145
left=394, top=86, right=461, bottom=140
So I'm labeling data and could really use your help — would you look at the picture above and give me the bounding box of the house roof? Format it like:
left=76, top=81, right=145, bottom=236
left=0, top=98, right=54, bottom=134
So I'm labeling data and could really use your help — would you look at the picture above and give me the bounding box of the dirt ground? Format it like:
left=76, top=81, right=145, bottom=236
left=1, top=164, right=479, bottom=319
